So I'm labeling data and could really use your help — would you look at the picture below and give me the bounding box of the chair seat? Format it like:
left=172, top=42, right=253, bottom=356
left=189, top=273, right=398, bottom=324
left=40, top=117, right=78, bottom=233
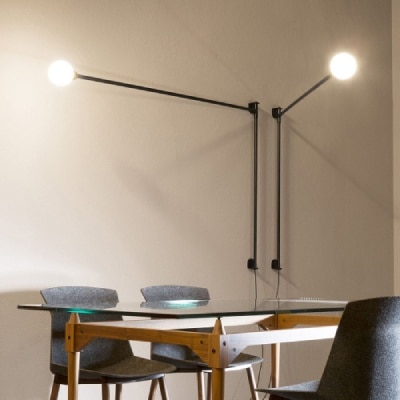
left=52, top=356, right=175, bottom=382
left=154, top=351, right=262, bottom=370
left=89, top=355, right=176, bottom=379
left=257, top=380, right=321, bottom=400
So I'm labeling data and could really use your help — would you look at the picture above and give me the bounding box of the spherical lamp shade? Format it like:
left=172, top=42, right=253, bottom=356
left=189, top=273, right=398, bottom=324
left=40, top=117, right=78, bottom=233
left=329, top=52, right=357, bottom=80
left=48, top=60, right=75, bottom=86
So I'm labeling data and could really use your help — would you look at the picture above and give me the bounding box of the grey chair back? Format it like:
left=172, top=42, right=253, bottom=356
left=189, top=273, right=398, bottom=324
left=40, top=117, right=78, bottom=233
left=317, top=296, right=400, bottom=399
left=141, top=285, right=210, bottom=367
left=263, top=297, right=400, bottom=400
left=141, top=285, right=210, bottom=302
left=41, top=286, right=133, bottom=377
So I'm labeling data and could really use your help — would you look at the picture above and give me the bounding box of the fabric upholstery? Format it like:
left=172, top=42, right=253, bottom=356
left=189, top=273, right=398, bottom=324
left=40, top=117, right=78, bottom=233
left=141, top=285, right=210, bottom=302
left=257, top=297, right=400, bottom=400
left=141, top=285, right=263, bottom=367
left=141, top=285, right=211, bottom=367
left=142, top=284, right=263, bottom=400
left=41, top=286, right=175, bottom=380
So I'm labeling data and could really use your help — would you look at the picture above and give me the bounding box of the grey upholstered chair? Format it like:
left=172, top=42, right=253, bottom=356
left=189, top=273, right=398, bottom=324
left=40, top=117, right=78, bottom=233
left=41, top=286, right=175, bottom=400
left=141, top=284, right=263, bottom=400
left=257, top=296, right=400, bottom=400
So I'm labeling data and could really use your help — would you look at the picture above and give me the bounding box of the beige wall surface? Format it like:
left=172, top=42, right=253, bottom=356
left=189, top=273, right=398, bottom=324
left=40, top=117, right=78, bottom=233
left=0, top=1, right=393, bottom=398
left=394, top=0, right=400, bottom=293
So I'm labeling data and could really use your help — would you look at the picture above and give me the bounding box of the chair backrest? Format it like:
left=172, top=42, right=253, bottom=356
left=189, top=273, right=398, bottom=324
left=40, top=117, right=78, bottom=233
left=141, top=285, right=210, bottom=302
left=41, top=286, right=133, bottom=374
left=318, top=297, right=400, bottom=399
left=141, top=285, right=210, bottom=365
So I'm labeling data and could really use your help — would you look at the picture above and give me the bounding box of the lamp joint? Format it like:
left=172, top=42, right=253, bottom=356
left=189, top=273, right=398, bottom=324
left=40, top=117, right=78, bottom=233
left=247, top=258, right=258, bottom=270
left=272, top=107, right=282, bottom=119
left=271, top=259, right=282, bottom=270
left=248, top=102, right=259, bottom=115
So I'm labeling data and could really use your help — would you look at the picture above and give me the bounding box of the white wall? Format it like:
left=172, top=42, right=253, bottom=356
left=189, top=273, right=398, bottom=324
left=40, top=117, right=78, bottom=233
left=0, top=1, right=393, bottom=399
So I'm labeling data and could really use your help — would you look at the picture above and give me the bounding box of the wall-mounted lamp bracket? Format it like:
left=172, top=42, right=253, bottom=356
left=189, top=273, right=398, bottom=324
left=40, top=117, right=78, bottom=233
left=70, top=69, right=261, bottom=274
left=271, top=75, right=332, bottom=273
left=248, top=102, right=259, bottom=271
left=247, top=258, right=258, bottom=270
left=270, top=74, right=335, bottom=274
left=248, top=102, right=259, bottom=114
left=272, top=107, right=282, bottom=119
left=271, top=259, right=281, bottom=270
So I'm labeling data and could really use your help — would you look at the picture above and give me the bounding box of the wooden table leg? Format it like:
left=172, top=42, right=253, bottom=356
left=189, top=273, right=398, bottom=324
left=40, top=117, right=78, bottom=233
left=211, top=367, right=225, bottom=400
left=210, top=319, right=226, bottom=400
left=271, top=343, right=280, bottom=388
left=258, top=315, right=281, bottom=388
left=66, top=313, right=80, bottom=400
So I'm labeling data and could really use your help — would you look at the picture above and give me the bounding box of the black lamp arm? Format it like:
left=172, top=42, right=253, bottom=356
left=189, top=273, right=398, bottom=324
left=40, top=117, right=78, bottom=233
left=75, top=72, right=259, bottom=272
left=273, top=74, right=332, bottom=119
left=76, top=73, right=251, bottom=113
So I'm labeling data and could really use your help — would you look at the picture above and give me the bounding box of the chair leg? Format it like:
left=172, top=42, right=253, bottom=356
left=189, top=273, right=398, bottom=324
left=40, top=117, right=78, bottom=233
left=49, top=377, right=60, bottom=400
left=148, top=379, right=159, bottom=400
left=101, top=382, right=110, bottom=400
left=158, top=377, right=170, bottom=400
left=245, top=367, right=259, bottom=400
left=115, top=383, right=122, bottom=400
left=196, top=370, right=206, bottom=400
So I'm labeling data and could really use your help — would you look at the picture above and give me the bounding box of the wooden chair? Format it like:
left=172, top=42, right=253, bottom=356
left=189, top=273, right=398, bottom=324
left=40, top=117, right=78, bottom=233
left=41, top=286, right=175, bottom=400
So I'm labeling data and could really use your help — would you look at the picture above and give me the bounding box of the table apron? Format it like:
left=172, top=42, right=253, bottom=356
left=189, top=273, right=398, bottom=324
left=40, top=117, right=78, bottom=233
left=66, top=321, right=338, bottom=368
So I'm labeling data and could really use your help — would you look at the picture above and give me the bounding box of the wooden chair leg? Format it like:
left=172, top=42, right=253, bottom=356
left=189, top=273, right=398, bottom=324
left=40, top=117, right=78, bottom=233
left=49, top=378, right=60, bottom=400
left=245, top=366, right=259, bottom=400
left=196, top=371, right=205, bottom=400
left=148, top=379, right=159, bottom=400
left=158, top=377, right=170, bottom=400
left=115, top=383, right=122, bottom=400
left=101, top=382, right=110, bottom=400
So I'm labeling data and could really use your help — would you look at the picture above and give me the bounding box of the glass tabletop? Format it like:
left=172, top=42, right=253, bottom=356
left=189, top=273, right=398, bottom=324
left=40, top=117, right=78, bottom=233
left=18, top=298, right=347, bottom=319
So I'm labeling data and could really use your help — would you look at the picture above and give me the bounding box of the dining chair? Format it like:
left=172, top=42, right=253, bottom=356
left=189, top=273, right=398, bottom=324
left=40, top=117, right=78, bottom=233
left=41, top=286, right=176, bottom=400
left=141, top=284, right=263, bottom=400
left=257, top=296, right=400, bottom=400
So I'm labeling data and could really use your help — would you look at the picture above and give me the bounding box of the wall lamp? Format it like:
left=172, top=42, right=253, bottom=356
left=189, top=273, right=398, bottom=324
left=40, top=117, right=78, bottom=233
left=48, top=60, right=261, bottom=272
left=271, top=52, right=357, bottom=273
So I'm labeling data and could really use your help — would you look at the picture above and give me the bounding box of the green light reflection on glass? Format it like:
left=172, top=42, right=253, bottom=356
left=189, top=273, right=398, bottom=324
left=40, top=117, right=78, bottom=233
left=164, top=300, right=206, bottom=309
left=68, top=308, right=97, bottom=314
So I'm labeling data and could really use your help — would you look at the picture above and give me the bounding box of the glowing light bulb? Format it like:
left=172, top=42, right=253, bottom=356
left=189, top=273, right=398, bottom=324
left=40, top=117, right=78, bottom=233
left=329, top=52, right=357, bottom=80
left=48, top=60, right=75, bottom=86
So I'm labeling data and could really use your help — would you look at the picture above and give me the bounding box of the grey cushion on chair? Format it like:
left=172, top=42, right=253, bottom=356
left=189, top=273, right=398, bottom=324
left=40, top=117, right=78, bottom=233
left=142, top=285, right=210, bottom=302
left=258, top=296, right=400, bottom=400
left=41, top=286, right=175, bottom=393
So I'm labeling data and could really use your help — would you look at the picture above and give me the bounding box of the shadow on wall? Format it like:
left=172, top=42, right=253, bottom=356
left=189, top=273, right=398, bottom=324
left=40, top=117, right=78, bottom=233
left=0, top=290, right=52, bottom=400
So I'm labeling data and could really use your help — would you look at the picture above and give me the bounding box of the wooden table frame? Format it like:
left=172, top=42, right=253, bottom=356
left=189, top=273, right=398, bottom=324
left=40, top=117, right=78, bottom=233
left=65, top=312, right=341, bottom=400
